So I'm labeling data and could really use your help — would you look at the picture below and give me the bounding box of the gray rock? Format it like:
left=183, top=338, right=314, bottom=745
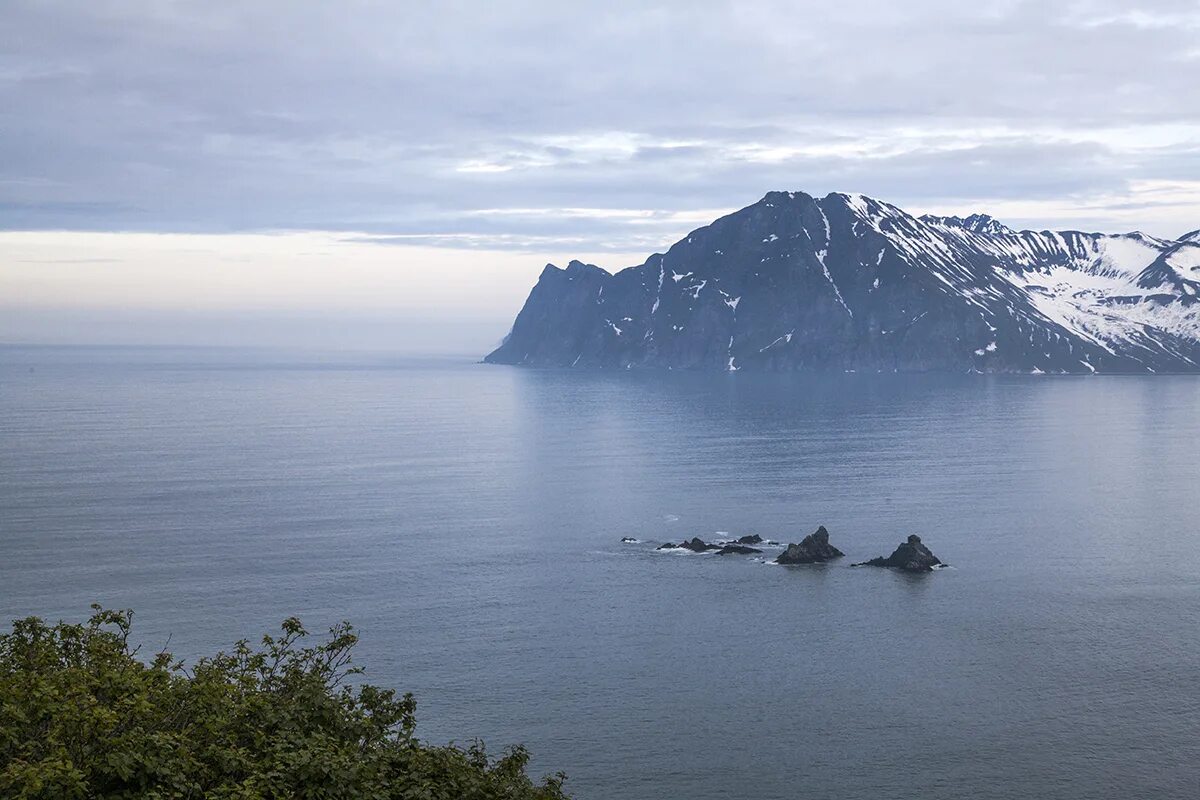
left=775, top=525, right=845, bottom=565
left=716, top=544, right=762, bottom=555
left=658, top=537, right=720, bottom=552
left=853, top=534, right=943, bottom=572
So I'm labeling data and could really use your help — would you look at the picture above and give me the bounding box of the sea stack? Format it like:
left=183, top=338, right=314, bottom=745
left=853, top=534, right=943, bottom=572
left=775, top=526, right=844, bottom=565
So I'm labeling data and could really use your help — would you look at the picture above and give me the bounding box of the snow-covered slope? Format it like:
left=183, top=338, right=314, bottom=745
left=486, top=191, right=1200, bottom=373
left=919, top=212, right=1015, bottom=236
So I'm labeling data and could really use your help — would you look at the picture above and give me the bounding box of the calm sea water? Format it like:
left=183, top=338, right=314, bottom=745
left=2, top=345, right=1199, bottom=799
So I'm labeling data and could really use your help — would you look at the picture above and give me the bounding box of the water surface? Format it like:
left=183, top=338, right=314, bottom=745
left=2, top=346, right=1198, bottom=799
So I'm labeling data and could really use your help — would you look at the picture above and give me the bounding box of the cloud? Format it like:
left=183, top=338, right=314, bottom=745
left=0, top=0, right=1196, bottom=248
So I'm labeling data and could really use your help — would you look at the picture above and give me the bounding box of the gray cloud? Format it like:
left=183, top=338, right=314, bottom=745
left=2, top=0, right=1198, bottom=245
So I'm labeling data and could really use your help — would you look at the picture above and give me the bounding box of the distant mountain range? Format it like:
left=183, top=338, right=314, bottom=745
left=485, top=191, right=1200, bottom=373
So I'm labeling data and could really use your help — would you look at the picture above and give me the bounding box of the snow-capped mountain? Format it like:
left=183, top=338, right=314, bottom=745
left=485, top=191, right=1200, bottom=373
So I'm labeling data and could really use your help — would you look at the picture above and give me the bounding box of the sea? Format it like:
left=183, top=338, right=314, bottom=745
left=2, top=345, right=1198, bottom=799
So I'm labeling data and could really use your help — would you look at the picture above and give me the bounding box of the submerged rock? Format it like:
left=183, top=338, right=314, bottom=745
left=775, top=526, right=844, bottom=565
left=716, top=544, right=763, bottom=556
left=853, top=534, right=943, bottom=572
left=620, top=536, right=639, bottom=543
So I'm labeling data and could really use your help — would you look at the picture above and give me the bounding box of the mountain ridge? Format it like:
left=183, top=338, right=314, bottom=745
left=485, top=191, right=1200, bottom=373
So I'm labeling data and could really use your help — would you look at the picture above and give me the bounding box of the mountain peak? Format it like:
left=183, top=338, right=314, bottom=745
left=757, top=189, right=815, bottom=206
left=920, top=212, right=1015, bottom=236
left=538, top=260, right=611, bottom=280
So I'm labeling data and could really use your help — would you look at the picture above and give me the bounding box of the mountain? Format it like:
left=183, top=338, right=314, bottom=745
left=484, top=191, right=1200, bottom=373
left=918, top=212, right=1014, bottom=236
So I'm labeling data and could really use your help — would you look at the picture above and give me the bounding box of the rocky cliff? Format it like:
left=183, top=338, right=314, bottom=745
left=485, top=191, right=1200, bottom=373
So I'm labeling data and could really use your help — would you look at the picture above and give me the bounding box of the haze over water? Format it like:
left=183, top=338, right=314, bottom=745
left=2, top=345, right=1198, bottom=800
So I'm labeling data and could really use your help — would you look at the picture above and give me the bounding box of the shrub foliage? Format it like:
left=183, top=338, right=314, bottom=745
left=0, top=606, right=568, bottom=799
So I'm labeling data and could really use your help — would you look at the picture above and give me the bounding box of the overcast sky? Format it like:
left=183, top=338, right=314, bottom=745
left=2, top=0, right=1198, bottom=351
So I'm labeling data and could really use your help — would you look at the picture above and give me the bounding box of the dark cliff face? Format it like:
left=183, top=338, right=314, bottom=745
left=485, top=191, right=1200, bottom=373
left=485, top=261, right=613, bottom=367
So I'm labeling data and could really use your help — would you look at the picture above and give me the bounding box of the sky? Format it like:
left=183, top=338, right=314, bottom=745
left=2, top=0, right=1198, bottom=352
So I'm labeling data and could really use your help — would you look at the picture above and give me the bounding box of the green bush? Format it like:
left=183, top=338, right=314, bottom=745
left=0, top=606, right=568, bottom=800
